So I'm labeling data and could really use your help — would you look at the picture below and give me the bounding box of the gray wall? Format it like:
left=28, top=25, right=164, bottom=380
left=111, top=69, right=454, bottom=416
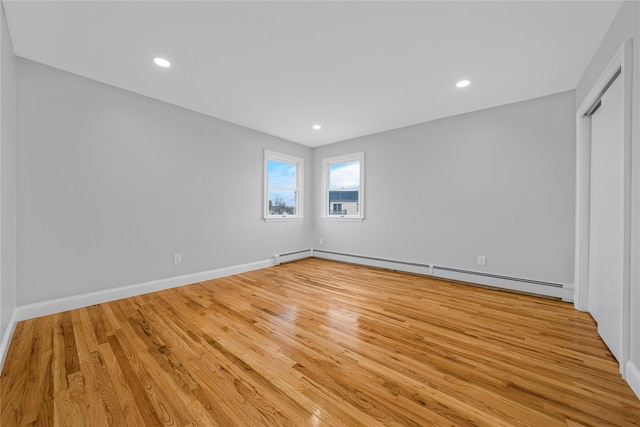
left=0, top=4, right=17, bottom=348
left=16, top=57, right=577, bottom=308
left=576, top=0, right=640, bottom=376
left=313, top=90, right=576, bottom=285
left=17, top=58, right=313, bottom=305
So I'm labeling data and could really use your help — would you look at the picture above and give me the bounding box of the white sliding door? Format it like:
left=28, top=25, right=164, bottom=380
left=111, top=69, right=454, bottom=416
left=588, top=74, right=624, bottom=362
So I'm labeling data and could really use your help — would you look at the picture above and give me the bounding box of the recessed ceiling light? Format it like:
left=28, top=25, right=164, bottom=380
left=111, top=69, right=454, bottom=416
left=456, top=80, right=471, bottom=88
left=154, top=57, right=171, bottom=68
left=312, top=124, right=322, bottom=130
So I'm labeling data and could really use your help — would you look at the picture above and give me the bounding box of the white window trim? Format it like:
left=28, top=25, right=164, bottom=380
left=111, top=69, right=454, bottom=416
left=264, top=150, right=304, bottom=221
left=322, top=151, right=365, bottom=221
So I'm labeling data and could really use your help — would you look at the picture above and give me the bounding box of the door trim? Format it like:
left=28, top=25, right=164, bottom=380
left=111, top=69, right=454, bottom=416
left=575, top=40, right=632, bottom=378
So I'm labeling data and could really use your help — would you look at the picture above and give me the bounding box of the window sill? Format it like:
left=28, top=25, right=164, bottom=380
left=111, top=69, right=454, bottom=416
left=264, top=216, right=303, bottom=222
left=322, top=216, right=364, bottom=222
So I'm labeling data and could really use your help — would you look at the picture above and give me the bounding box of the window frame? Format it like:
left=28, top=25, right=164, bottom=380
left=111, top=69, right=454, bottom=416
left=264, top=150, right=304, bottom=221
left=321, top=152, right=365, bottom=221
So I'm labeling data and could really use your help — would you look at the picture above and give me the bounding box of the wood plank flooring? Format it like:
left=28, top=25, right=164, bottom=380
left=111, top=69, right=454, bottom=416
left=1, top=258, right=639, bottom=426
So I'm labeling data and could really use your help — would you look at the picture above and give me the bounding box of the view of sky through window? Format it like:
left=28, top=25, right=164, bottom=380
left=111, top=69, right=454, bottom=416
left=268, top=159, right=297, bottom=210
left=329, top=160, right=360, bottom=190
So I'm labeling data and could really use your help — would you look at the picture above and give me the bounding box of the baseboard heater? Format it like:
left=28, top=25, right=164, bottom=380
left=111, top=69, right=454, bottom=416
left=273, top=249, right=314, bottom=265
left=312, top=249, right=573, bottom=301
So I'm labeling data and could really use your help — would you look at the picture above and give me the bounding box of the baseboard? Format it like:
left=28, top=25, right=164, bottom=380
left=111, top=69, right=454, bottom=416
left=1, top=249, right=576, bottom=374
left=432, top=267, right=573, bottom=300
left=273, top=249, right=314, bottom=265
left=7, top=249, right=573, bottom=324
left=626, top=360, right=640, bottom=400
left=14, top=258, right=274, bottom=322
left=0, top=307, right=19, bottom=372
left=313, top=249, right=573, bottom=300
left=0, top=257, right=276, bottom=373
left=313, top=250, right=432, bottom=276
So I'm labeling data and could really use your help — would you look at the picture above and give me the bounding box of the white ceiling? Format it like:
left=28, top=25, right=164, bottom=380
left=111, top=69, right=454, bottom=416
left=3, top=0, right=623, bottom=147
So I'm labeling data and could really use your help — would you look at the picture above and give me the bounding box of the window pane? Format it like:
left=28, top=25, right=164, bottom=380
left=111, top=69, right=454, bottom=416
left=329, top=160, right=359, bottom=190
left=268, top=189, right=297, bottom=215
left=268, top=159, right=296, bottom=189
left=328, top=160, right=359, bottom=215
left=264, top=151, right=303, bottom=219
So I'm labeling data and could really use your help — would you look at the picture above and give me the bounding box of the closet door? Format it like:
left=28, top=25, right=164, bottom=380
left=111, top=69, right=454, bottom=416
left=588, top=74, right=624, bottom=362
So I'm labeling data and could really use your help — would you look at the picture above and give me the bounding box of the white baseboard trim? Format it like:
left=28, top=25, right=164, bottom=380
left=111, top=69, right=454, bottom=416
left=433, top=268, right=573, bottom=300
left=313, top=250, right=432, bottom=276
left=626, top=360, right=640, bottom=400
left=0, top=249, right=577, bottom=374
left=273, top=249, right=314, bottom=265
left=14, top=258, right=274, bottom=323
left=0, top=257, right=275, bottom=373
left=313, top=249, right=573, bottom=300
left=6, top=249, right=574, bottom=325
left=0, top=307, right=19, bottom=372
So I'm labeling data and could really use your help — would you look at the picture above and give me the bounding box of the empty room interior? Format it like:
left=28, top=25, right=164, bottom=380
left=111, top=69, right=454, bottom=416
left=1, top=0, right=640, bottom=425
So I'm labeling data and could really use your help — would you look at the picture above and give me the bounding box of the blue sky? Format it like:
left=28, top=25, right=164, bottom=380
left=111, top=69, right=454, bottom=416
left=268, top=159, right=360, bottom=208
left=329, top=161, right=360, bottom=190
left=268, top=159, right=296, bottom=188
left=268, top=159, right=296, bottom=207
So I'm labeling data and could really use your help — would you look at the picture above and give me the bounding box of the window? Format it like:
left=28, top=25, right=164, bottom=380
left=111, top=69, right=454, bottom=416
left=322, top=152, right=364, bottom=220
left=264, top=150, right=303, bottom=220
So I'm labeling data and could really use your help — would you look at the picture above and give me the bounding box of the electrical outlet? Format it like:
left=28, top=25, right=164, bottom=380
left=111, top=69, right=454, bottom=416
left=477, top=255, right=486, bottom=266
left=174, top=253, right=182, bottom=265
left=319, top=238, right=324, bottom=245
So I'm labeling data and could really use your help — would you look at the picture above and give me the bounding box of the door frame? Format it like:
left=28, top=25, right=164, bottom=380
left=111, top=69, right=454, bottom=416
left=574, top=40, right=632, bottom=377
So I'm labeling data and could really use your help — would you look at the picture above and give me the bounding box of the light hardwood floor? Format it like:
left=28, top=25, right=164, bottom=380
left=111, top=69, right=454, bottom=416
left=1, top=258, right=639, bottom=426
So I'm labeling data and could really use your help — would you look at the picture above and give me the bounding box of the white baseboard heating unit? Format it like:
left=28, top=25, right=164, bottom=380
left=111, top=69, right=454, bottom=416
left=311, top=249, right=572, bottom=301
